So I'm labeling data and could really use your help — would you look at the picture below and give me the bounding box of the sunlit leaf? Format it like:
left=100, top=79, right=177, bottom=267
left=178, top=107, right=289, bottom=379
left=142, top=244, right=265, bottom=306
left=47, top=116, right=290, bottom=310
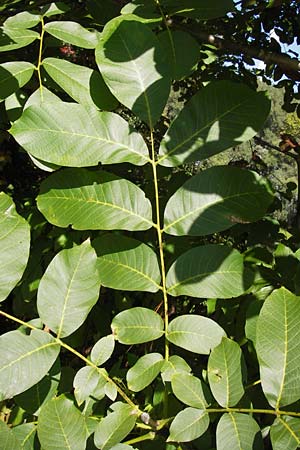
left=91, top=334, right=115, bottom=366
left=163, top=166, right=273, bottom=236
left=73, top=366, right=107, bottom=406
left=127, top=353, right=164, bottom=391
left=96, top=15, right=171, bottom=127
left=166, top=314, right=225, bottom=354
left=166, top=244, right=252, bottom=298
left=121, top=2, right=161, bottom=24
left=44, top=21, right=99, bottom=48
left=111, top=307, right=164, bottom=344
left=4, top=11, right=41, bottom=29
left=171, top=372, right=207, bottom=408
left=12, top=423, right=37, bottom=450
left=270, top=416, right=300, bottom=450
left=93, top=234, right=161, bottom=292
left=0, top=61, right=34, bottom=101
left=37, top=240, right=100, bottom=338
left=216, top=413, right=263, bottom=450
left=38, top=395, right=87, bottom=450
left=0, top=27, right=39, bottom=51
left=0, top=193, right=30, bottom=302
left=256, top=287, right=300, bottom=408
left=0, top=329, right=60, bottom=400
left=161, top=355, right=191, bottom=382
left=158, top=81, right=270, bottom=167
left=208, top=337, right=245, bottom=407
left=0, top=420, right=21, bottom=450
left=168, top=408, right=209, bottom=442
left=43, top=57, right=118, bottom=110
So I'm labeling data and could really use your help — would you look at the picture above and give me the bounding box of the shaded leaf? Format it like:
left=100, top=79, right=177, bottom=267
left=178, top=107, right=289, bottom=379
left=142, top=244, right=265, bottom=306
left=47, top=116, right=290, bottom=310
left=0, top=329, right=60, bottom=400
left=171, top=372, right=207, bottom=408
left=93, top=234, right=161, bottom=292
left=0, top=420, right=21, bottom=450
left=0, top=192, right=30, bottom=302
left=0, top=27, right=39, bottom=52
left=12, top=423, right=36, bottom=450
left=127, top=353, right=164, bottom=391
left=270, top=416, right=300, bottom=450
left=91, top=334, right=115, bottom=366
left=158, top=81, right=270, bottom=167
left=166, top=244, right=252, bottom=298
left=96, top=16, right=171, bottom=127
left=43, top=57, right=118, bottom=110
left=121, top=2, right=161, bottom=24
left=37, top=168, right=153, bottom=231
left=216, top=413, right=263, bottom=450
left=161, top=0, right=234, bottom=19
left=44, top=21, right=99, bottom=48
left=11, top=102, right=150, bottom=166
left=0, top=61, right=34, bottom=101
left=208, top=337, right=244, bottom=407
left=256, top=287, right=300, bottom=408
left=168, top=407, right=209, bottom=442
left=38, top=395, right=87, bottom=450
left=111, top=307, right=164, bottom=344
left=37, top=240, right=100, bottom=338
left=166, top=314, right=225, bottom=354
left=163, top=166, right=273, bottom=236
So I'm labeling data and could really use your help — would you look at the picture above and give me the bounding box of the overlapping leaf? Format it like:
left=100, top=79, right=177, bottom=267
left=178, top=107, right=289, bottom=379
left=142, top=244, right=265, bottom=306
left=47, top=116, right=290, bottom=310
left=37, top=240, right=100, bottom=338
left=0, top=193, right=30, bottom=302
left=93, top=234, right=161, bottom=292
left=163, top=166, right=273, bottom=236
left=73, top=366, right=107, bottom=405
left=0, top=420, right=21, bottom=450
left=38, top=395, right=87, bottom=450
left=208, top=337, right=244, bottom=407
left=111, top=307, right=164, bottom=344
left=166, top=244, right=252, bottom=298
left=256, top=287, right=300, bottom=408
left=216, top=413, right=263, bottom=450
left=161, top=355, right=191, bottom=382
left=127, top=353, right=164, bottom=391
left=44, top=21, right=99, bottom=48
left=12, top=423, right=37, bottom=450
left=37, top=168, right=153, bottom=231
left=0, top=61, right=34, bottom=100
left=166, top=314, right=226, bottom=354
left=10, top=101, right=150, bottom=166
left=270, top=416, right=300, bottom=450
left=161, top=0, right=234, bottom=19
left=157, top=81, right=271, bottom=167
left=43, top=57, right=118, bottom=110
left=0, top=27, right=39, bottom=51
left=168, top=408, right=209, bottom=443
left=96, top=16, right=171, bottom=127
left=0, top=329, right=60, bottom=400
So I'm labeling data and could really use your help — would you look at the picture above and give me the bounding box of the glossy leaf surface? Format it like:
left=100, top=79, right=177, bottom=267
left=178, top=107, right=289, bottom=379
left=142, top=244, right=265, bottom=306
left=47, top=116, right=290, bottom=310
left=168, top=408, right=209, bottom=442
left=44, top=21, right=99, bottom=48
left=163, top=166, right=273, bottom=236
left=0, top=61, right=34, bottom=100
left=37, top=168, right=153, bottom=231
left=0, top=329, right=60, bottom=400
left=216, top=413, right=263, bottom=450
left=256, top=287, right=300, bottom=408
left=166, top=314, right=225, bottom=354
left=158, top=81, right=270, bottom=167
left=111, top=307, right=164, bottom=344
left=0, top=193, right=30, bottom=302
left=127, top=353, right=164, bottom=391
left=10, top=102, right=150, bottom=167
left=93, top=235, right=161, bottom=292
left=166, top=244, right=252, bottom=298
left=96, top=16, right=171, bottom=127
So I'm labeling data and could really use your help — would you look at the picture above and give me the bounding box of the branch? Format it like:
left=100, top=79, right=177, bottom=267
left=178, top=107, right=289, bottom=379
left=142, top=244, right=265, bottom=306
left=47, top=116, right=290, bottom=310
left=254, top=136, right=299, bottom=160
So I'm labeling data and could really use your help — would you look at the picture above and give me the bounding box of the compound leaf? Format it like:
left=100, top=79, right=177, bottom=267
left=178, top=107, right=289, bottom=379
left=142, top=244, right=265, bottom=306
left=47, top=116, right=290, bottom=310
left=127, top=353, right=164, bottom=392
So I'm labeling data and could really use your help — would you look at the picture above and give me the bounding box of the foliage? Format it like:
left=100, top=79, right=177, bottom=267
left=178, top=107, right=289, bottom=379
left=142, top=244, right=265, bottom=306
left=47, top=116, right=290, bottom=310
left=1, top=1, right=300, bottom=449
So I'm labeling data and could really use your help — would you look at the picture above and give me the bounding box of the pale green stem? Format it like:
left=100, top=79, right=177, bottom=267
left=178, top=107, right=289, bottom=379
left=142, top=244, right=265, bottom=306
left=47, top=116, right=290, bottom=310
left=36, top=17, right=45, bottom=100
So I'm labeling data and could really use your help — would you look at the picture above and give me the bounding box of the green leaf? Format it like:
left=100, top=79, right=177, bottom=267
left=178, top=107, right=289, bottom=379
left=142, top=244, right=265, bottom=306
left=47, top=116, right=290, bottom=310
left=171, top=373, right=207, bottom=408
left=0, top=329, right=60, bottom=400
left=95, top=16, right=171, bottom=127
left=110, top=445, right=136, bottom=450
left=168, top=407, right=209, bottom=443
left=10, top=102, right=150, bottom=166
left=37, top=240, right=100, bottom=338
left=37, top=168, right=153, bottom=231
left=0, top=61, right=34, bottom=101
left=15, top=358, right=61, bottom=415
left=161, top=0, right=234, bottom=18
left=93, top=235, right=161, bottom=292
left=161, top=355, right=191, bottom=382
left=163, top=166, right=273, bottom=236
left=4, top=12, right=41, bottom=29
left=94, top=403, right=137, bottom=450
left=127, top=353, right=164, bottom=391
left=5, top=90, right=28, bottom=122
left=37, top=395, right=87, bottom=450
left=166, top=314, right=225, bottom=354
left=91, top=334, right=115, bottom=366
left=0, top=27, right=39, bottom=51
left=105, top=382, right=118, bottom=401
left=157, top=81, right=270, bottom=167
left=157, top=31, right=200, bottom=80
left=166, top=244, right=252, bottom=298
left=121, top=2, right=161, bottom=24
left=0, top=420, right=22, bottom=450
left=0, top=193, right=30, bottom=302
left=12, top=423, right=37, bottom=450
left=44, top=21, right=99, bottom=48
left=73, top=366, right=107, bottom=406
left=24, top=86, right=60, bottom=108
left=42, top=57, right=118, bottom=110
left=41, top=2, right=70, bottom=17
left=208, top=337, right=244, bottom=407
left=216, top=413, right=263, bottom=450
left=256, top=287, right=300, bottom=408
left=270, top=416, right=300, bottom=450
left=111, top=307, right=164, bottom=344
